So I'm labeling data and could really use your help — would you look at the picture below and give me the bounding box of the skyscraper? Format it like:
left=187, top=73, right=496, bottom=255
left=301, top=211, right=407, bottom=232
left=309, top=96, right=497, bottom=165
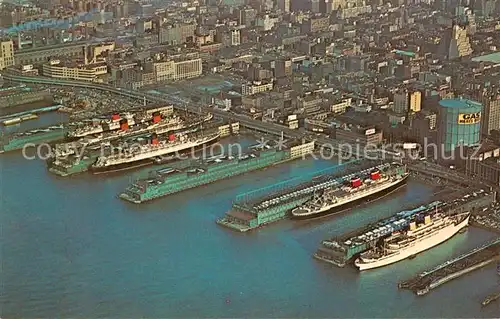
left=439, top=24, right=473, bottom=60
left=482, top=95, right=500, bottom=135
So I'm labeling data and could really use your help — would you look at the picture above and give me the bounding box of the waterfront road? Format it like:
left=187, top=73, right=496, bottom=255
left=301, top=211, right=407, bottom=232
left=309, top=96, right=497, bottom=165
left=2, top=74, right=366, bottom=158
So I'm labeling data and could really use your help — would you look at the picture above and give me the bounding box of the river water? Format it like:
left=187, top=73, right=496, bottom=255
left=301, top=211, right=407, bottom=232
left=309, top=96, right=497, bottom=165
left=1, top=123, right=499, bottom=317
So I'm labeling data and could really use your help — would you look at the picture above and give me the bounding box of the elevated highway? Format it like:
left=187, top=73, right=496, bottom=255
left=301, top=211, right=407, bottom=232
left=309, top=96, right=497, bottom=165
left=2, top=74, right=366, bottom=159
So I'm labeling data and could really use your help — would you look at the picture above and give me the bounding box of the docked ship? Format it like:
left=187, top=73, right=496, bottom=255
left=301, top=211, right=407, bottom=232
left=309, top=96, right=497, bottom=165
left=355, top=212, right=470, bottom=271
left=90, top=131, right=220, bottom=174
left=66, top=105, right=183, bottom=138
left=53, top=114, right=184, bottom=158
left=68, top=112, right=136, bottom=138
left=291, top=163, right=408, bottom=220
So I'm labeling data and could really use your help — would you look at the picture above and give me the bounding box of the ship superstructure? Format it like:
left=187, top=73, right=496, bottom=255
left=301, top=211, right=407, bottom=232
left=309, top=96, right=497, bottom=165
left=53, top=115, right=184, bottom=158
left=355, top=211, right=470, bottom=270
left=66, top=105, right=179, bottom=139
left=314, top=189, right=494, bottom=267
left=90, top=131, right=220, bottom=173
left=68, top=112, right=136, bottom=138
left=291, top=163, right=408, bottom=220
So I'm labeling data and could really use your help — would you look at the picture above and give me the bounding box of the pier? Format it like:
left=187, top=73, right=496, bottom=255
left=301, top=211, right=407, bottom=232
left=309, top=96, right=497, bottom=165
left=482, top=291, right=500, bottom=307
left=481, top=292, right=500, bottom=307
left=398, top=237, right=500, bottom=296
left=314, top=191, right=497, bottom=267
left=216, top=159, right=378, bottom=232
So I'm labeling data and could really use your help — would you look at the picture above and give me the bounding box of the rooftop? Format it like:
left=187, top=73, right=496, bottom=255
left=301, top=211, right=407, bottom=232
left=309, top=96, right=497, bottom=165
left=439, top=98, right=482, bottom=109
left=472, top=52, right=500, bottom=64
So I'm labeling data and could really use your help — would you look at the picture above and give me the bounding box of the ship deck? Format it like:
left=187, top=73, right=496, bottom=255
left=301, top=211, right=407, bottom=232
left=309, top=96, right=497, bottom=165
left=239, top=160, right=388, bottom=210
left=315, top=190, right=496, bottom=267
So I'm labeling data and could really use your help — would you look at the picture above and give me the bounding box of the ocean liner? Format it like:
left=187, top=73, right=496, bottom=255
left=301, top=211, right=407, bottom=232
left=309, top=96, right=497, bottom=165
left=90, top=131, right=220, bottom=174
left=291, top=163, right=408, bottom=220
left=53, top=115, right=184, bottom=158
left=354, top=212, right=470, bottom=270
left=68, top=112, right=136, bottom=138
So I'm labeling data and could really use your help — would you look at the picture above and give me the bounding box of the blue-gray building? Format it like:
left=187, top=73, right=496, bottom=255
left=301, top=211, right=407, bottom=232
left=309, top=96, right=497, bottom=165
left=438, top=98, right=482, bottom=153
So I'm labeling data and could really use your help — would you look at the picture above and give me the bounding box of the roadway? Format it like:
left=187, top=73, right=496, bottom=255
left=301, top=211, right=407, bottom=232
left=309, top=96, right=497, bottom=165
left=1, top=73, right=365, bottom=158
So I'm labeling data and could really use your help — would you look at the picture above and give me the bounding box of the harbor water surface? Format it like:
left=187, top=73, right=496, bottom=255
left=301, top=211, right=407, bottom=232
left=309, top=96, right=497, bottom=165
left=1, top=138, right=499, bottom=317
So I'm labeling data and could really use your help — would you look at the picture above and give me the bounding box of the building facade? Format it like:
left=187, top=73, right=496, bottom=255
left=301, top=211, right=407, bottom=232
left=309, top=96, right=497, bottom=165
left=0, top=40, right=15, bottom=70
left=159, top=23, right=196, bottom=45
left=481, top=95, right=500, bottom=135
left=242, top=81, right=274, bottom=96
left=393, top=90, right=421, bottom=114
left=438, top=98, right=482, bottom=153
left=278, top=0, right=291, bottom=12
left=440, top=24, right=473, bottom=60
left=153, top=54, right=203, bottom=82
left=42, top=60, right=108, bottom=82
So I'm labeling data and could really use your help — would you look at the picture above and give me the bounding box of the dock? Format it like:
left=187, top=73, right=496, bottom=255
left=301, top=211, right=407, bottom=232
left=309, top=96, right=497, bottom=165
left=482, top=291, right=500, bottom=307
left=217, top=160, right=387, bottom=232
left=314, top=190, right=496, bottom=267
left=472, top=208, right=500, bottom=234
left=1, top=113, right=38, bottom=126
left=398, top=237, right=500, bottom=296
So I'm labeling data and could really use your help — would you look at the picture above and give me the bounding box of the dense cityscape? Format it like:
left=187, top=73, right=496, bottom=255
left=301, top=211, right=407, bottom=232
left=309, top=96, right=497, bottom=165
left=0, top=0, right=499, bottom=317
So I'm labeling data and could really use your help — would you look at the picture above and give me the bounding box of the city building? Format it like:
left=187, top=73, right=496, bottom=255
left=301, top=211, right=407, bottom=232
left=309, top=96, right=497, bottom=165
left=42, top=59, right=108, bottom=82
left=338, top=0, right=372, bottom=18
left=438, top=98, right=482, bottom=154
left=278, top=0, right=291, bottom=12
left=159, top=23, right=196, bottom=45
left=14, top=42, right=87, bottom=65
left=297, top=94, right=323, bottom=114
left=302, top=16, right=330, bottom=34
left=330, top=97, right=352, bottom=114
left=439, top=24, right=473, bottom=60
left=0, top=40, right=15, bottom=70
left=481, top=95, right=500, bottom=136
left=393, top=90, right=421, bottom=114
left=153, top=53, right=203, bottom=82
left=242, top=81, right=274, bottom=96
left=464, top=144, right=500, bottom=185
left=230, top=28, right=242, bottom=46
left=274, top=59, right=293, bottom=78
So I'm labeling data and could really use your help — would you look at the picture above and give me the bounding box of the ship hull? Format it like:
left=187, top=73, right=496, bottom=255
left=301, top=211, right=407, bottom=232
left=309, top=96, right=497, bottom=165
left=90, top=135, right=219, bottom=174
left=291, top=174, right=409, bottom=220
left=91, top=158, right=155, bottom=174
left=355, top=215, right=470, bottom=271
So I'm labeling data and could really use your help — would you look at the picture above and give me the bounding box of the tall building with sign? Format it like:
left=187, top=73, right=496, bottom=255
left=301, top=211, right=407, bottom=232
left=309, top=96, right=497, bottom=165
left=438, top=98, right=482, bottom=154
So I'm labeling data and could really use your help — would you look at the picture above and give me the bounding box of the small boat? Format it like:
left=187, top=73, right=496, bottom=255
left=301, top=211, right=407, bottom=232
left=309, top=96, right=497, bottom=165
left=417, top=287, right=429, bottom=296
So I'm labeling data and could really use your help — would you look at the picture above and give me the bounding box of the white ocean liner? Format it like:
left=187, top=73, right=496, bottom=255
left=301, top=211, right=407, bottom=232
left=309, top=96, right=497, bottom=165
left=55, top=116, right=185, bottom=158
left=291, top=166, right=408, bottom=219
left=91, top=132, right=220, bottom=170
left=68, top=112, right=136, bottom=138
left=354, top=213, right=470, bottom=271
